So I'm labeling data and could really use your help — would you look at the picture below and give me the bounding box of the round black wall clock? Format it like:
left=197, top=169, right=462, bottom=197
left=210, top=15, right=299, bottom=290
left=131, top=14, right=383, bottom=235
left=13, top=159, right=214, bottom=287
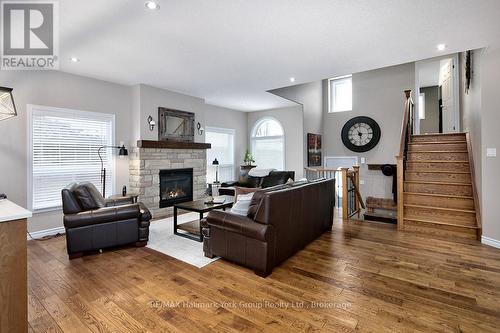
left=341, top=116, right=381, bottom=152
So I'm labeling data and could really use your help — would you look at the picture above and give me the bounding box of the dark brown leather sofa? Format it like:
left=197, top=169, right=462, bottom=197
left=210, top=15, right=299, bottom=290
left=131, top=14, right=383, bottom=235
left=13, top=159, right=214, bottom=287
left=62, top=182, right=152, bottom=259
left=202, top=179, right=335, bottom=277
left=219, top=170, right=295, bottom=196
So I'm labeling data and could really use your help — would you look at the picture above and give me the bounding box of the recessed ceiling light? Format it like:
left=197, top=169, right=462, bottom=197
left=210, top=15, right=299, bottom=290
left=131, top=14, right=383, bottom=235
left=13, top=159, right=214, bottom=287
left=70, top=57, right=80, bottom=63
left=145, top=1, right=160, bottom=10
left=290, top=77, right=296, bottom=83
left=437, top=44, right=446, bottom=51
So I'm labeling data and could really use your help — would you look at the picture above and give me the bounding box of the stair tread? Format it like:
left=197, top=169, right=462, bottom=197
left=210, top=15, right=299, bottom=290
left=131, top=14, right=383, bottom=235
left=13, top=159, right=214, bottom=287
left=406, top=160, right=469, bottom=163
left=412, top=133, right=467, bottom=137
left=409, top=141, right=466, bottom=145
left=404, top=204, right=475, bottom=214
left=405, top=170, right=470, bottom=174
left=404, top=192, right=473, bottom=199
left=408, top=151, right=468, bottom=153
left=404, top=180, right=472, bottom=186
left=403, top=218, right=478, bottom=229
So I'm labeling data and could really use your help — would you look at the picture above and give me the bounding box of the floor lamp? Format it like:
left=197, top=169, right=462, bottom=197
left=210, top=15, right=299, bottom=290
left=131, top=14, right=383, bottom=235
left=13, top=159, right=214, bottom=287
left=97, top=145, right=128, bottom=197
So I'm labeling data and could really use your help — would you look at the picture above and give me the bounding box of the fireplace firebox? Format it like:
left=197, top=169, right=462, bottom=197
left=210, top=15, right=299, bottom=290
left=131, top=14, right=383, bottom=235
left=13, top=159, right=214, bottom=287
left=159, top=168, right=193, bottom=208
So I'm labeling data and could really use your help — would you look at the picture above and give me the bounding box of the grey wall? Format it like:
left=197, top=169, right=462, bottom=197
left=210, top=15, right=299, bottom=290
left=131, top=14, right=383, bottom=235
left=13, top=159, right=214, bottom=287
left=0, top=71, right=133, bottom=233
left=322, top=63, right=415, bottom=200
left=460, top=49, right=482, bottom=205
left=479, top=46, right=500, bottom=244
left=419, top=86, right=440, bottom=134
left=269, top=81, right=323, bottom=168
left=247, top=106, right=304, bottom=178
left=0, top=73, right=247, bottom=233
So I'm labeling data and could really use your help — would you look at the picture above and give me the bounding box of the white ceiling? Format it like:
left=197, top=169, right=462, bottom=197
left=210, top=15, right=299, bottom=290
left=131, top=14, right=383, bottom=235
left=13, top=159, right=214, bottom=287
left=59, top=0, right=500, bottom=111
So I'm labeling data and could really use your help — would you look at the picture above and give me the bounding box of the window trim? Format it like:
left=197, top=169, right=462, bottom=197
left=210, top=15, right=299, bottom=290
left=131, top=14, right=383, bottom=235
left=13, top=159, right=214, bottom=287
left=27, top=104, right=116, bottom=213
left=205, top=126, right=236, bottom=182
left=250, top=117, right=285, bottom=170
left=328, top=74, right=353, bottom=113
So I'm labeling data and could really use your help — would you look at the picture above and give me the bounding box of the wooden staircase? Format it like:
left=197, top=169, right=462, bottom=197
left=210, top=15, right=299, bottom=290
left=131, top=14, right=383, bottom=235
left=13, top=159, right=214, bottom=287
left=396, top=92, right=481, bottom=241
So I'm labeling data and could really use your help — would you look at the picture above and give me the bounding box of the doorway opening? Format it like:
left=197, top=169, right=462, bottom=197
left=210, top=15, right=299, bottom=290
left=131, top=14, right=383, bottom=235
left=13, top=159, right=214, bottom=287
left=415, top=54, right=460, bottom=134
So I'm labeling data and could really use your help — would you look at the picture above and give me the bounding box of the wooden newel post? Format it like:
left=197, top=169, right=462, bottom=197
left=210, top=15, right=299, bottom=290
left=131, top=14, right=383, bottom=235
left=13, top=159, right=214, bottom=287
left=352, top=165, right=361, bottom=217
left=340, top=167, right=349, bottom=221
left=396, top=156, right=404, bottom=230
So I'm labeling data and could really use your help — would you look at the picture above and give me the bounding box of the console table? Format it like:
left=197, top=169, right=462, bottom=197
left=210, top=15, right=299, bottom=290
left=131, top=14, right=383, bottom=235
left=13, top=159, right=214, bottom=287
left=0, top=199, right=32, bottom=333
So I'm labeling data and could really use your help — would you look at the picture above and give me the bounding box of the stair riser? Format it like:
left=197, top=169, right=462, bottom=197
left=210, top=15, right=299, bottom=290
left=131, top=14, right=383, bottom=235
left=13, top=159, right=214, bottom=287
left=406, top=162, right=470, bottom=172
left=403, top=220, right=477, bottom=240
left=411, top=134, right=466, bottom=142
left=405, top=172, right=471, bottom=183
left=407, top=152, right=469, bottom=161
left=404, top=207, right=476, bottom=225
left=404, top=182, right=473, bottom=196
left=404, top=194, right=474, bottom=210
left=409, top=143, right=467, bottom=152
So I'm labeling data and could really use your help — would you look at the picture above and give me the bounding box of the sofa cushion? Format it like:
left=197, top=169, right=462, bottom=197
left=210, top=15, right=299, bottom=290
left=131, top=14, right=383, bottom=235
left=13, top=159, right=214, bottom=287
left=261, top=171, right=294, bottom=188
left=74, top=185, right=99, bottom=210
left=247, top=184, right=290, bottom=220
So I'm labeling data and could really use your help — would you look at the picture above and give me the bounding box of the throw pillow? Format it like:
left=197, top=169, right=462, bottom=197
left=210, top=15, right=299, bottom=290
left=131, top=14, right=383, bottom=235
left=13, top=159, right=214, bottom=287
left=230, top=192, right=255, bottom=216
left=234, top=186, right=260, bottom=201
left=74, top=184, right=100, bottom=210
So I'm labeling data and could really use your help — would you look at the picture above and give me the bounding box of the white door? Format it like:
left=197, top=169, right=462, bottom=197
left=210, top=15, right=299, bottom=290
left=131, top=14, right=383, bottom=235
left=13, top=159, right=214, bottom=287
left=439, top=58, right=457, bottom=133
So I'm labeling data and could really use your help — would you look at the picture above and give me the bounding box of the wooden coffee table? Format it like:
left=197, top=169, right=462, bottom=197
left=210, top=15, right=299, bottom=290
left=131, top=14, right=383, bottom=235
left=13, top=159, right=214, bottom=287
left=173, top=195, right=234, bottom=242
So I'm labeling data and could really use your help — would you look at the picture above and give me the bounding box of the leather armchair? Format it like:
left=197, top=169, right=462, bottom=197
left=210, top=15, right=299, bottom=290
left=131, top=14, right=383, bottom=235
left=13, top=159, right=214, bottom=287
left=62, top=182, right=152, bottom=259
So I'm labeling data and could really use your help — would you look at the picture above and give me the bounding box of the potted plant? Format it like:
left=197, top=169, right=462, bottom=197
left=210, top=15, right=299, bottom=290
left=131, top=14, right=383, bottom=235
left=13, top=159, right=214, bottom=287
left=243, top=150, right=255, bottom=166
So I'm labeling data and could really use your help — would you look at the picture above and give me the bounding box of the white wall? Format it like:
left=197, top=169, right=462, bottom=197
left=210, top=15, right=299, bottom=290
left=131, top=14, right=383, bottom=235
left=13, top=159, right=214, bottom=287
left=460, top=49, right=483, bottom=204
left=0, top=71, right=133, bottom=233
left=479, top=46, right=500, bottom=244
left=269, top=81, right=323, bottom=168
left=247, top=106, right=304, bottom=178
left=322, top=63, right=415, bottom=200
left=133, top=84, right=206, bottom=144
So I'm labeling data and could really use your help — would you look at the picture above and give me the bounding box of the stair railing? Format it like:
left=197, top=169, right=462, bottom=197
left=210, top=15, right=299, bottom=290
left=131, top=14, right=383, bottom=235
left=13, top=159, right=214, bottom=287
left=340, top=166, right=365, bottom=220
left=396, top=90, right=414, bottom=229
left=304, top=167, right=341, bottom=208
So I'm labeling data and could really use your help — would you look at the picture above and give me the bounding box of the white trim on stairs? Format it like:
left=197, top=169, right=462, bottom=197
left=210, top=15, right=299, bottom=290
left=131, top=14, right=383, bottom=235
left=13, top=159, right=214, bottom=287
left=481, top=236, right=500, bottom=249
left=27, top=226, right=65, bottom=240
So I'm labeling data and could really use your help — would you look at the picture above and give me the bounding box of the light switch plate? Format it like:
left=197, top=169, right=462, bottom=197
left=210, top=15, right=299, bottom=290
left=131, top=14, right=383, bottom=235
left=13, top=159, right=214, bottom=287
left=360, top=180, right=365, bottom=185
left=487, top=148, right=497, bottom=157
left=360, top=157, right=366, bottom=164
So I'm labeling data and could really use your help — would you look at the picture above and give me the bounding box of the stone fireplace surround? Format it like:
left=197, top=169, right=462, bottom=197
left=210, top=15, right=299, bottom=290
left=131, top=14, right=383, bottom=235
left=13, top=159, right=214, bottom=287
left=129, top=140, right=210, bottom=218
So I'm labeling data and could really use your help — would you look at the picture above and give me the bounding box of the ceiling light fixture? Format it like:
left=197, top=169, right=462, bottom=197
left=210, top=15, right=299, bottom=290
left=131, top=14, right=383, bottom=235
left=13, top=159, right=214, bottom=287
left=437, top=44, right=446, bottom=51
left=145, top=1, right=160, bottom=10
left=70, top=57, right=80, bottom=63
left=290, top=77, right=296, bottom=83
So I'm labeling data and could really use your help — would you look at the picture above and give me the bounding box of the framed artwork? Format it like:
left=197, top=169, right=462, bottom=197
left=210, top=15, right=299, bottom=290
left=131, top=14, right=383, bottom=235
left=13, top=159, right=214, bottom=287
left=307, top=133, right=322, bottom=166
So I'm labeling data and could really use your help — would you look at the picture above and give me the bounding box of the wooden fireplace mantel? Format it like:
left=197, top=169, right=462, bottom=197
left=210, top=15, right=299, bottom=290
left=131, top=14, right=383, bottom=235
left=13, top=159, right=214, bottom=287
left=137, top=140, right=211, bottom=150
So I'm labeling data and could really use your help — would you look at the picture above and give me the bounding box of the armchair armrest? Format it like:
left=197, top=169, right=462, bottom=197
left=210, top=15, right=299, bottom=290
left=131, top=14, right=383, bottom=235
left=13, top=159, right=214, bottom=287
left=205, top=210, right=272, bottom=242
left=221, top=181, right=239, bottom=187
left=64, top=203, right=143, bottom=228
left=105, top=197, right=134, bottom=207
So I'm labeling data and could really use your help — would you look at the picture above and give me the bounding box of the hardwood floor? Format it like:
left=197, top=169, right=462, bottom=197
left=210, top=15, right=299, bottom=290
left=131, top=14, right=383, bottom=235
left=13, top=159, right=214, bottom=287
left=28, top=212, right=500, bottom=332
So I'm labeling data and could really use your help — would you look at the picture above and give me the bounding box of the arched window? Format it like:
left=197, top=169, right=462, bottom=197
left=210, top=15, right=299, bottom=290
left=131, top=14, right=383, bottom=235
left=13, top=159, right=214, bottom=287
left=251, top=117, right=285, bottom=170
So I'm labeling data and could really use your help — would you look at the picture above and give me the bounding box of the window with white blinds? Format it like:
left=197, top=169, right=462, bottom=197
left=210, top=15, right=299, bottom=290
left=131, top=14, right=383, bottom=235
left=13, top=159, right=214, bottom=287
left=28, top=105, right=115, bottom=211
left=206, top=127, right=235, bottom=183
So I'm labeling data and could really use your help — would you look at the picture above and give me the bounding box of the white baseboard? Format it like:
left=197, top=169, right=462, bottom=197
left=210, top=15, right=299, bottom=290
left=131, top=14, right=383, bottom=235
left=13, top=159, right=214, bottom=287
left=481, top=236, right=500, bottom=249
left=27, top=226, right=65, bottom=240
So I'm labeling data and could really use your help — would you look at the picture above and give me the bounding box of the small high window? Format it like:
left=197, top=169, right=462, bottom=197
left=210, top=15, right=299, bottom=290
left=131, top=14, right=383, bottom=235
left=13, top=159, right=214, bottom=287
left=329, top=75, right=352, bottom=113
